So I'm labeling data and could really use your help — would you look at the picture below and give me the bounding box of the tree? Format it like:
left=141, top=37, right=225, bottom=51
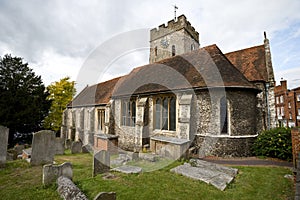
left=0, top=54, right=51, bottom=146
left=43, top=77, right=75, bottom=134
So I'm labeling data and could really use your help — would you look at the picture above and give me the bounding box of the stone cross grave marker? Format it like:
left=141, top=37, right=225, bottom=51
left=0, top=126, right=9, bottom=167
left=31, top=130, right=55, bottom=166
left=93, top=150, right=110, bottom=177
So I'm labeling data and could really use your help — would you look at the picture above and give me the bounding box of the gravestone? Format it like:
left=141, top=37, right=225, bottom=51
left=57, top=176, right=88, bottom=200
left=71, top=141, right=82, bottom=154
left=43, top=162, right=73, bottom=186
left=65, top=139, right=72, bottom=149
left=54, top=138, right=65, bottom=155
left=94, top=192, right=116, bottom=200
left=30, top=130, right=55, bottom=166
left=93, top=150, right=110, bottom=177
left=82, top=144, right=93, bottom=153
left=0, top=126, right=9, bottom=167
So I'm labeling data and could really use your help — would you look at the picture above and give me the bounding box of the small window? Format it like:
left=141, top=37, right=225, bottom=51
left=288, top=102, right=291, bottom=109
left=220, top=97, right=228, bottom=134
left=276, top=97, right=279, bottom=104
left=154, top=46, right=157, bottom=56
left=172, top=45, right=176, bottom=56
left=298, top=108, right=300, bottom=116
left=297, top=94, right=300, bottom=101
left=121, top=99, right=136, bottom=127
left=289, top=113, right=292, bottom=120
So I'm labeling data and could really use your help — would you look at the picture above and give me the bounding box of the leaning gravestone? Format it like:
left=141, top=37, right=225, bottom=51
left=93, top=150, right=110, bottom=177
left=94, top=192, right=116, bottom=200
left=30, top=130, right=55, bottom=166
left=43, top=162, right=73, bottom=186
left=0, top=126, right=9, bottom=167
left=54, top=137, right=65, bottom=155
left=71, top=141, right=82, bottom=154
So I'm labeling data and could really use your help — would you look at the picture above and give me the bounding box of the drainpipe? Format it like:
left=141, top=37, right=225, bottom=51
left=265, top=82, right=271, bottom=130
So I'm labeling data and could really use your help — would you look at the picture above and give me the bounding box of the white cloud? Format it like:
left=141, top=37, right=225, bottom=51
left=0, top=0, right=300, bottom=91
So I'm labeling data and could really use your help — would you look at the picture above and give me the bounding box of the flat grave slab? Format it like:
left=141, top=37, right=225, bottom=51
left=171, top=159, right=238, bottom=191
left=112, top=165, right=142, bottom=174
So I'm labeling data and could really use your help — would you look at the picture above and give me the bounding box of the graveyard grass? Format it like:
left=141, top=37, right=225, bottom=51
left=0, top=151, right=294, bottom=200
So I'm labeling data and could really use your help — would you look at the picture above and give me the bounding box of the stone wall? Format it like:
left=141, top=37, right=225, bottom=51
left=292, top=128, right=300, bottom=168
left=195, top=135, right=256, bottom=157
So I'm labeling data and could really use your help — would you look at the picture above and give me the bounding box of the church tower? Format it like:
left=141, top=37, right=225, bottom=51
left=149, top=15, right=200, bottom=64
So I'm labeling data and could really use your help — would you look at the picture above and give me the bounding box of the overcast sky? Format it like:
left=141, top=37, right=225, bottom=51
left=1, top=0, right=300, bottom=92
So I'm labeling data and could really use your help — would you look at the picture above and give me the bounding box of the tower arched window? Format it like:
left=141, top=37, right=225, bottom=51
left=191, top=44, right=195, bottom=51
left=220, top=97, right=228, bottom=134
left=172, top=45, right=176, bottom=56
left=154, top=46, right=157, bottom=56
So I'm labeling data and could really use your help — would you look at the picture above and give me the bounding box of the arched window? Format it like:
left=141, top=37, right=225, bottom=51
left=154, top=96, right=176, bottom=131
left=172, top=45, right=176, bottom=56
left=121, top=99, right=136, bottom=127
left=155, top=98, right=161, bottom=129
left=220, top=97, right=228, bottom=134
left=154, top=46, right=157, bottom=56
left=191, top=44, right=195, bottom=51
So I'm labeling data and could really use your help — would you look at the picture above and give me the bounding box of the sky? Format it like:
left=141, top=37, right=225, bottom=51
left=0, top=0, right=300, bottom=93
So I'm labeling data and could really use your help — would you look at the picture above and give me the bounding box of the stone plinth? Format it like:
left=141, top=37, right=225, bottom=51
left=94, top=134, right=118, bottom=154
left=150, top=136, right=190, bottom=159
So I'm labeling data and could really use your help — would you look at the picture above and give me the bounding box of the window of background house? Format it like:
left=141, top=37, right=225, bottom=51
left=298, top=94, right=300, bottom=101
left=298, top=108, right=300, bottom=116
left=289, top=113, right=292, bottom=120
left=121, top=100, right=136, bottom=127
left=281, top=107, right=285, bottom=116
left=154, top=96, right=176, bottom=131
left=280, top=95, right=284, bottom=103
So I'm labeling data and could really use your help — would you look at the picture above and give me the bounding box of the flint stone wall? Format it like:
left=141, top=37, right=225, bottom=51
left=31, top=130, right=55, bottom=165
left=43, top=162, right=73, bottom=186
left=195, top=135, right=256, bottom=157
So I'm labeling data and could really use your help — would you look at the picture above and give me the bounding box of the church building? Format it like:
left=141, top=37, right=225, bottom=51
left=61, top=15, right=276, bottom=158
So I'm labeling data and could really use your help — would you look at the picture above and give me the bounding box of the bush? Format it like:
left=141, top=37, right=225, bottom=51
left=252, top=127, right=292, bottom=161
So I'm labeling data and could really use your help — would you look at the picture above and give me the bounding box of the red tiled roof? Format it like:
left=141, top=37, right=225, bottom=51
left=69, top=76, right=122, bottom=107
left=112, top=44, right=258, bottom=97
left=225, top=45, right=267, bottom=82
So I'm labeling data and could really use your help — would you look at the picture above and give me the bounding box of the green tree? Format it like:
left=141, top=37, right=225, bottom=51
left=43, top=77, right=75, bottom=133
left=0, top=54, right=51, bottom=146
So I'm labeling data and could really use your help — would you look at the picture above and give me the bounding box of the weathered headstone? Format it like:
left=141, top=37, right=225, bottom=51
left=54, top=138, right=65, bottom=155
left=14, top=144, right=25, bottom=156
left=93, top=150, right=110, bottom=177
left=30, top=130, right=55, bottom=166
left=82, top=144, right=93, bottom=153
left=71, top=141, right=82, bottom=154
left=94, top=192, right=116, bottom=200
left=57, top=176, right=88, bottom=200
left=0, top=126, right=9, bottom=167
left=65, top=139, right=72, bottom=149
left=43, top=162, right=73, bottom=186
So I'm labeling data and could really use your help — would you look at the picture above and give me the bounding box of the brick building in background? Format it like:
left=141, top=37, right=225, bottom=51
left=275, top=79, right=300, bottom=127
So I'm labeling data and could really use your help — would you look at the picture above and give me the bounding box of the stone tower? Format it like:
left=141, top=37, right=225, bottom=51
left=149, top=15, right=200, bottom=64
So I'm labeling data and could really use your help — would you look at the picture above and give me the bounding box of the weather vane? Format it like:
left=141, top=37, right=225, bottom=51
left=173, top=4, right=178, bottom=20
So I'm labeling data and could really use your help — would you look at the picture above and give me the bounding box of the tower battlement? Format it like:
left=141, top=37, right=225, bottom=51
left=150, top=15, right=199, bottom=43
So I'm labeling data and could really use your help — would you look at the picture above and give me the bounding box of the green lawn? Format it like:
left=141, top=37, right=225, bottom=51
left=0, top=152, right=294, bottom=200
